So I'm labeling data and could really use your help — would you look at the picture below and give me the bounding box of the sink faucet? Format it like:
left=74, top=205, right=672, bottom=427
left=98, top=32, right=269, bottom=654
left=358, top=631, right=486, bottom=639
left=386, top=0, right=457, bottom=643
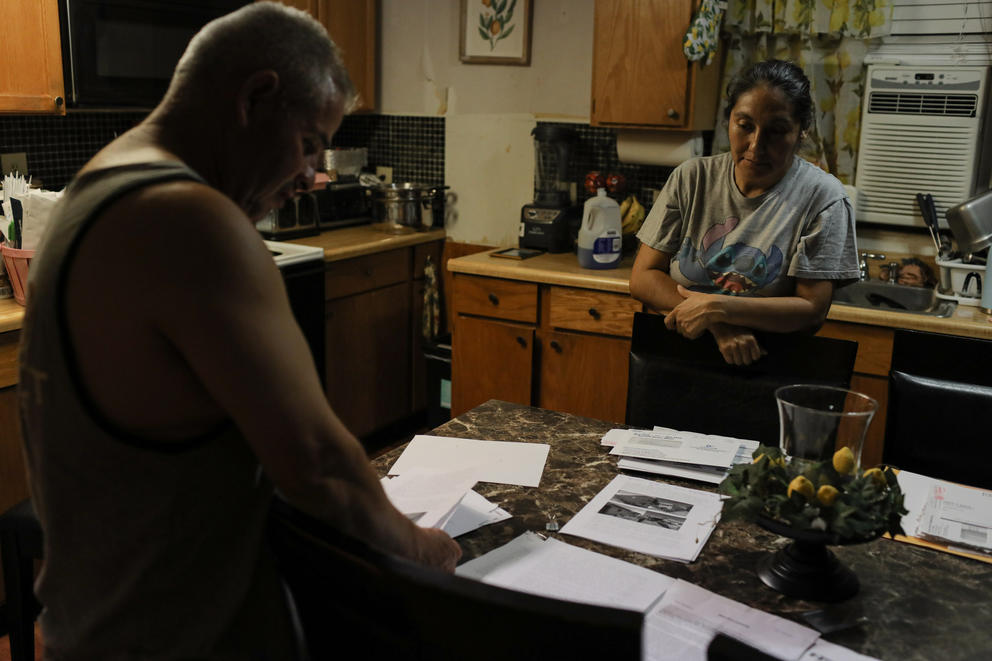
left=887, top=261, right=899, bottom=284
left=859, top=252, right=886, bottom=281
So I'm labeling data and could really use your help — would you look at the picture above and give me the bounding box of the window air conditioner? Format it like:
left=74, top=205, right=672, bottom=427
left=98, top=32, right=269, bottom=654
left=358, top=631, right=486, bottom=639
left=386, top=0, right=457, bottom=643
left=854, top=65, right=992, bottom=228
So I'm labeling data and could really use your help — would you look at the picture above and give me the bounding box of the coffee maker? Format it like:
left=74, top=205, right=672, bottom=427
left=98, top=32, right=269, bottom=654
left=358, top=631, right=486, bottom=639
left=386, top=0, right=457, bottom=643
left=519, top=126, right=580, bottom=253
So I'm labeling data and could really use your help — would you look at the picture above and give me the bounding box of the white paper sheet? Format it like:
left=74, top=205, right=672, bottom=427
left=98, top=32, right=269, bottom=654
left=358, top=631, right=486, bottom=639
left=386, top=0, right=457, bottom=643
left=457, top=532, right=674, bottom=613
left=559, top=475, right=722, bottom=562
left=441, top=489, right=512, bottom=538
left=644, top=580, right=820, bottom=661
left=897, top=470, right=992, bottom=553
left=607, top=429, right=740, bottom=468
left=380, top=468, right=477, bottom=528
left=388, top=434, right=550, bottom=487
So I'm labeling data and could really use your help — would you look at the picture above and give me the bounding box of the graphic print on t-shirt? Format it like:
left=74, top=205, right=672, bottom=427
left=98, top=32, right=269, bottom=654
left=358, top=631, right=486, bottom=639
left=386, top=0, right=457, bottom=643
left=675, top=216, right=783, bottom=295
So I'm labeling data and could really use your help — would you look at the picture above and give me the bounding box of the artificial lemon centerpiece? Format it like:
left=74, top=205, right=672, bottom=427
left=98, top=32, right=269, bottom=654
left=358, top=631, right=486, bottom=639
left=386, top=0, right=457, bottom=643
left=719, top=445, right=907, bottom=541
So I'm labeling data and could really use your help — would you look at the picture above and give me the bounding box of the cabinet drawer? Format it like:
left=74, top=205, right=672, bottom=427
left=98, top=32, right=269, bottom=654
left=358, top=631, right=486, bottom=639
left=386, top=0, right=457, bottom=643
left=325, top=248, right=410, bottom=300
left=452, top=275, right=538, bottom=323
left=548, top=287, right=641, bottom=337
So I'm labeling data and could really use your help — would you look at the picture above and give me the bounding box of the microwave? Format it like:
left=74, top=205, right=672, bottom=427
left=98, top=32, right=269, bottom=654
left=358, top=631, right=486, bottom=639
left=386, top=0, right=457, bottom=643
left=58, top=0, right=250, bottom=109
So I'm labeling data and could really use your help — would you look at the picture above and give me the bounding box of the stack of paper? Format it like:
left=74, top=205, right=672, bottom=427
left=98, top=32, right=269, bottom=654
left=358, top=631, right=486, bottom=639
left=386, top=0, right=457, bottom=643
left=897, top=470, right=992, bottom=558
left=459, top=534, right=876, bottom=660
left=383, top=434, right=551, bottom=537
left=559, top=474, right=723, bottom=562
left=602, top=427, right=758, bottom=484
left=456, top=532, right=675, bottom=612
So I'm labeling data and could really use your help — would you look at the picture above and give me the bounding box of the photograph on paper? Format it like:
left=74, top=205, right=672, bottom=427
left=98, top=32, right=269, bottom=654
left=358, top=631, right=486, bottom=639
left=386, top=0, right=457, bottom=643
left=599, top=491, right=693, bottom=531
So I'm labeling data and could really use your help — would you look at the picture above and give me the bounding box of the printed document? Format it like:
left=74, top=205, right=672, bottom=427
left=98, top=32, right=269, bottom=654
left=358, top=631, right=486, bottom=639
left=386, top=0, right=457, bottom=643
left=644, top=580, right=820, bottom=661
left=616, top=428, right=758, bottom=484
left=559, top=475, right=722, bottom=562
left=388, top=434, right=549, bottom=487
left=897, top=470, right=992, bottom=555
left=606, top=428, right=740, bottom=468
left=457, top=532, right=675, bottom=612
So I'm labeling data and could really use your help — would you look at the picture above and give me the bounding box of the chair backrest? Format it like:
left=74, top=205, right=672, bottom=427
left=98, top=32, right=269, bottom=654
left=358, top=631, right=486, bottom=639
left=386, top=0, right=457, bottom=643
left=884, top=328, right=992, bottom=489
left=626, top=312, right=858, bottom=445
left=267, top=498, right=642, bottom=661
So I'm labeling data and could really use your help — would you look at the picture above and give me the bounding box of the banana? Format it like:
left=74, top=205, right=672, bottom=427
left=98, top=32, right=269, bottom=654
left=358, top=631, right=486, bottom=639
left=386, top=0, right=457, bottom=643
left=622, top=196, right=646, bottom=234
left=619, top=195, right=632, bottom=219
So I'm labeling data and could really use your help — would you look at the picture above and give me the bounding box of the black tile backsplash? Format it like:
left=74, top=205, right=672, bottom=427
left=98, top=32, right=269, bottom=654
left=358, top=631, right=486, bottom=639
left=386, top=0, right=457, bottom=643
left=334, top=114, right=445, bottom=186
left=0, top=112, right=147, bottom=189
left=1, top=112, right=675, bottom=210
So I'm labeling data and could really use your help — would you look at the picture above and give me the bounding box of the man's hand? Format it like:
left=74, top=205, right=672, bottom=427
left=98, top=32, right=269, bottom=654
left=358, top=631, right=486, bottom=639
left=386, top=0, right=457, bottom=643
left=709, top=322, right=766, bottom=366
left=664, top=285, right=724, bottom=339
left=414, top=528, right=462, bottom=573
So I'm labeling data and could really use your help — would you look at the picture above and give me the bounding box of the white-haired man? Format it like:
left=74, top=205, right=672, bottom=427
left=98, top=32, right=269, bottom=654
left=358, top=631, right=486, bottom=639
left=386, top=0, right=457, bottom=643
left=18, top=3, right=460, bottom=658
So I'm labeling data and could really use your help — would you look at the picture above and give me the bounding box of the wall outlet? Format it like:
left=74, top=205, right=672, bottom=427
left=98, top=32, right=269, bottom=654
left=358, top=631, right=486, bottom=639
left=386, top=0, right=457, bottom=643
left=1, top=152, right=28, bottom=176
left=376, top=166, right=393, bottom=184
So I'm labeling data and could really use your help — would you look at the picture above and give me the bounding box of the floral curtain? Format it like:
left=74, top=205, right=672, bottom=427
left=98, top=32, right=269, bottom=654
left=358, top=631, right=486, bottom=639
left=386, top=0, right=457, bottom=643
left=712, top=0, right=894, bottom=183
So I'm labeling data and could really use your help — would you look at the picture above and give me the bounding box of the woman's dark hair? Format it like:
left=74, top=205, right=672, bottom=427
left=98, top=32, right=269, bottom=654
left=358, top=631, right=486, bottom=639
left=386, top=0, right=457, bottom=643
left=723, top=59, right=814, bottom=132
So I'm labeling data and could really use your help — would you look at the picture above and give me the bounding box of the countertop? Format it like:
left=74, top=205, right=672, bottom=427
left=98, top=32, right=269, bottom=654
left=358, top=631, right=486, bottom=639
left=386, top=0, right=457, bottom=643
left=0, top=224, right=447, bottom=333
left=448, top=249, right=992, bottom=340
left=288, top=223, right=445, bottom=262
left=372, top=400, right=992, bottom=661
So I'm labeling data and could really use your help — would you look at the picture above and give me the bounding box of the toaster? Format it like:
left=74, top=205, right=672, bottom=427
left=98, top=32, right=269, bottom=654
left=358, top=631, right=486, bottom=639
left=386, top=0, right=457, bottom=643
left=255, top=192, right=320, bottom=239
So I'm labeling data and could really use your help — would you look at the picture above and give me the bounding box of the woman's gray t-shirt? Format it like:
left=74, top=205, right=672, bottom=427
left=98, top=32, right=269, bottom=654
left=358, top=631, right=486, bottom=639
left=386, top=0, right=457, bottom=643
left=637, top=152, right=859, bottom=297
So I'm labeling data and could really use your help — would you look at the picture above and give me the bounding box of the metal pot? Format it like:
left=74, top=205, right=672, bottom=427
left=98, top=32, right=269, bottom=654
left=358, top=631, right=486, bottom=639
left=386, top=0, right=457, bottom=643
left=370, top=183, right=447, bottom=231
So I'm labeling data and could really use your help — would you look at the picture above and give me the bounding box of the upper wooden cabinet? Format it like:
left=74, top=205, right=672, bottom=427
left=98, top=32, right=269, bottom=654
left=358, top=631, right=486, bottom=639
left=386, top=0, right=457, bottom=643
left=591, top=0, right=720, bottom=130
left=269, top=0, right=377, bottom=112
left=0, top=0, right=65, bottom=115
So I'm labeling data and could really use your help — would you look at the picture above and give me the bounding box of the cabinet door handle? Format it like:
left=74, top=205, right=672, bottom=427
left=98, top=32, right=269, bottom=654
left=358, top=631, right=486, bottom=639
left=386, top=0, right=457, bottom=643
left=587, top=307, right=600, bottom=320
left=549, top=340, right=563, bottom=353
left=666, top=108, right=679, bottom=119
left=488, top=293, right=500, bottom=306
left=516, top=336, right=527, bottom=348
left=55, top=96, right=64, bottom=107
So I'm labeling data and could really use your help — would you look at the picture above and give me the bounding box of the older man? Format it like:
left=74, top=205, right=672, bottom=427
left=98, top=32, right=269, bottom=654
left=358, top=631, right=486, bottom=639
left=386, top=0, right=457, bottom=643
left=18, top=3, right=459, bottom=658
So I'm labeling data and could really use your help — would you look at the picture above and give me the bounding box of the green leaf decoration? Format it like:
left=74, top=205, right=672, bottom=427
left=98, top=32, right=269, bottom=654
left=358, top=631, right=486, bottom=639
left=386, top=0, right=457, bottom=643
left=478, top=26, right=490, bottom=42
left=479, top=12, right=487, bottom=30
left=499, top=23, right=515, bottom=40
left=718, top=444, right=908, bottom=540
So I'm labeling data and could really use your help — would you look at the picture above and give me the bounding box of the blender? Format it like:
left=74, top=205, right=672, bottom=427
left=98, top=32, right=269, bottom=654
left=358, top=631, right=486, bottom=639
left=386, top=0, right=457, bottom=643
left=519, top=126, right=580, bottom=253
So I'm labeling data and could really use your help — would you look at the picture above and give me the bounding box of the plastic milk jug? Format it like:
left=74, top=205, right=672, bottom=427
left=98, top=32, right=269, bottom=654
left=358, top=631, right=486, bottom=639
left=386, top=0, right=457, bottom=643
left=577, top=188, right=622, bottom=269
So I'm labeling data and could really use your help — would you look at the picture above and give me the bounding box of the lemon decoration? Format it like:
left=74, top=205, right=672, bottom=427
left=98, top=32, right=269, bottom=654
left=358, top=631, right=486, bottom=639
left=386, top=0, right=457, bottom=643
left=787, top=476, right=815, bottom=500
left=864, top=467, right=886, bottom=487
left=833, top=446, right=855, bottom=474
left=817, top=485, right=839, bottom=506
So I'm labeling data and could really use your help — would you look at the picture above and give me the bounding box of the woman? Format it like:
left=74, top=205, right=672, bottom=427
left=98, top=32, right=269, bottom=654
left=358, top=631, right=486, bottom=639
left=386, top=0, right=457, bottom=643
left=629, top=59, right=859, bottom=366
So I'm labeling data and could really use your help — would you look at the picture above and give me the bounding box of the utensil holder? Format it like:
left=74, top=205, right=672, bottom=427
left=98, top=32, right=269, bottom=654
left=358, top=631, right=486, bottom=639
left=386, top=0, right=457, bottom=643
left=936, top=258, right=985, bottom=306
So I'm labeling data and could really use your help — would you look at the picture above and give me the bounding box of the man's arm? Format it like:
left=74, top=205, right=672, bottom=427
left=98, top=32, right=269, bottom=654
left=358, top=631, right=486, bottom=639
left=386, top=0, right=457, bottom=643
left=132, top=185, right=460, bottom=570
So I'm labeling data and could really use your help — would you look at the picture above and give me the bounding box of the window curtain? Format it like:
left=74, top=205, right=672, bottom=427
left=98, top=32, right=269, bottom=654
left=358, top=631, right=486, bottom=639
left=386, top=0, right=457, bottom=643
left=713, top=0, right=895, bottom=184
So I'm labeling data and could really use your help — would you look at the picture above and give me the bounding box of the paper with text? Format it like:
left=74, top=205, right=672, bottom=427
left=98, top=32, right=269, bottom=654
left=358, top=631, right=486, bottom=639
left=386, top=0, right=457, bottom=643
left=457, top=532, right=674, bottom=613
left=560, top=475, right=722, bottom=562
left=607, top=429, right=740, bottom=468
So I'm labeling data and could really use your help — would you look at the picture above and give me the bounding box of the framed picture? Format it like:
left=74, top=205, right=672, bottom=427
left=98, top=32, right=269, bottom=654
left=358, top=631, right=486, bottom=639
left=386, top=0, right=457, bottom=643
left=459, top=0, right=533, bottom=66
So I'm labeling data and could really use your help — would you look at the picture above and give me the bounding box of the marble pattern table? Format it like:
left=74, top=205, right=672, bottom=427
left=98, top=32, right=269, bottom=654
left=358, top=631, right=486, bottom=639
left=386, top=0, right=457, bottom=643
left=372, top=400, right=992, bottom=661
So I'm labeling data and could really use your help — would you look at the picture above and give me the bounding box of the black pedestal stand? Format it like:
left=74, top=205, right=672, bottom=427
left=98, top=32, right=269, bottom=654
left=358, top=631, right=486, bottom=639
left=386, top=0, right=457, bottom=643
left=758, top=539, right=859, bottom=602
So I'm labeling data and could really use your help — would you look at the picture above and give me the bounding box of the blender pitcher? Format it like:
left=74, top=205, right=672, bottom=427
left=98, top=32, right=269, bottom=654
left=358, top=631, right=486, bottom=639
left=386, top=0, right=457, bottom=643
left=532, top=125, right=577, bottom=208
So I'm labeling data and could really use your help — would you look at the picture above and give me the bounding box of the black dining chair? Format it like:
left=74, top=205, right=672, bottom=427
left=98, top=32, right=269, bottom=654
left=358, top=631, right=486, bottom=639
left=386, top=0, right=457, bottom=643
left=0, top=498, right=43, bottom=661
left=267, top=496, right=643, bottom=661
left=884, top=328, right=992, bottom=489
left=625, top=312, right=858, bottom=445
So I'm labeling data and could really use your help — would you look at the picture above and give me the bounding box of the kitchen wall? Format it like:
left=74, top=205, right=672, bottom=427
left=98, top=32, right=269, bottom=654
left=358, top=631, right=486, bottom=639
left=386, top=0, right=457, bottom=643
left=379, top=0, right=597, bottom=246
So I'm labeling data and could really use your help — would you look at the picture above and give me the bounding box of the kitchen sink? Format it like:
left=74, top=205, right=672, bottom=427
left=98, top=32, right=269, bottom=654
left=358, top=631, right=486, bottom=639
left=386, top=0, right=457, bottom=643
left=831, top=281, right=955, bottom=317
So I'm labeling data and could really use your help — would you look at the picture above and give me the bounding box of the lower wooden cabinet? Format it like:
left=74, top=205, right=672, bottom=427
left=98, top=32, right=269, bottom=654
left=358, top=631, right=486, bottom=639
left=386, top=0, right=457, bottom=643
left=323, top=240, right=443, bottom=438
left=537, top=329, right=631, bottom=422
left=451, top=315, right=534, bottom=415
left=451, top=274, right=641, bottom=423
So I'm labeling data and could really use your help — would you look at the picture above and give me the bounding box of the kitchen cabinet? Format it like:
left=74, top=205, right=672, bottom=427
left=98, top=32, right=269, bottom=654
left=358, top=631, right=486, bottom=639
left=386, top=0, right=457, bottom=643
left=817, top=321, right=894, bottom=469
left=322, top=239, right=442, bottom=438
left=451, top=274, right=642, bottom=423
left=590, top=0, right=720, bottom=130
left=268, top=0, right=377, bottom=112
left=0, top=0, right=65, bottom=115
